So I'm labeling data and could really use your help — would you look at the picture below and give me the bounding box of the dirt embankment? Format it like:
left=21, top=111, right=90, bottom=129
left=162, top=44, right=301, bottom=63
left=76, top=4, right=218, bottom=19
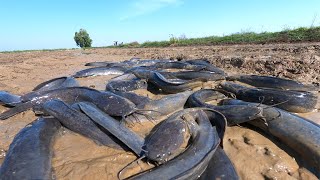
left=0, top=43, right=319, bottom=179
left=92, top=43, right=320, bottom=84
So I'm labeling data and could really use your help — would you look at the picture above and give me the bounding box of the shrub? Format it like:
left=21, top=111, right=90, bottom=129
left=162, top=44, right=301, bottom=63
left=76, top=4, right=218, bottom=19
left=127, top=41, right=140, bottom=47
left=74, top=29, right=92, bottom=48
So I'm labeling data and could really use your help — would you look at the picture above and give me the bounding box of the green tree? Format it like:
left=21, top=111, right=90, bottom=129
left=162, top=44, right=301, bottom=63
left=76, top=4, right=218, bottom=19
left=74, top=29, right=92, bottom=48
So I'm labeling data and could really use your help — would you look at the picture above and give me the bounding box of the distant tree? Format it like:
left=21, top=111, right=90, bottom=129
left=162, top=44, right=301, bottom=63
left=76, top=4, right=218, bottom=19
left=74, top=29, right=92, bottom=48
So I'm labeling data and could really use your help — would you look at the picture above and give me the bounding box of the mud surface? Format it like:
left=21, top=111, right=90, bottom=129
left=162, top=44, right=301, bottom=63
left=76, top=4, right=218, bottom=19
left=0, top=43, right=319, bottom=179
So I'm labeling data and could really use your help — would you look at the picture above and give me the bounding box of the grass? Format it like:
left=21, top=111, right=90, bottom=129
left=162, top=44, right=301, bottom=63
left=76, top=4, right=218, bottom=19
left=117, top=26, right=320, bottom=48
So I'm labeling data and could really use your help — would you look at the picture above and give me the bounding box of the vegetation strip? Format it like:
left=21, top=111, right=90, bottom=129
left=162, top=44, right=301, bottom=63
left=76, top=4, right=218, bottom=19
left=116, top=26, right=320, bottom=48
left=2, top=26, right=320, bottom=53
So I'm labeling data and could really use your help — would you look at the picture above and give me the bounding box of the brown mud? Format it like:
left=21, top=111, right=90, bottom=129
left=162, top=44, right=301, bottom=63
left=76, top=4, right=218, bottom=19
left=0, top=43, right=319, bottom=179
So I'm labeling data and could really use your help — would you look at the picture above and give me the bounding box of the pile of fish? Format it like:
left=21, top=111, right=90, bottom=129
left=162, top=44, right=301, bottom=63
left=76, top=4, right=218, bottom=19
left=0, top=58, right=319, bottom=179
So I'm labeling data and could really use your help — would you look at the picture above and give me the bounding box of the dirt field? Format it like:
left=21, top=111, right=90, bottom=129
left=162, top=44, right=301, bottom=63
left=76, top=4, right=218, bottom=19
left=0, top=43, right=319, bottom=179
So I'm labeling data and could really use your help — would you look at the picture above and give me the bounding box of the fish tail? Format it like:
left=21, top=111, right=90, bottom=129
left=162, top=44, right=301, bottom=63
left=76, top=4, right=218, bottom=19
left=0, top=101, right=33, bottom=120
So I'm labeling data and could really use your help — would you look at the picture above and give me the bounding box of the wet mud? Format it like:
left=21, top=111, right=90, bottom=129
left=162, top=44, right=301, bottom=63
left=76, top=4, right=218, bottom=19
left=0, top=43, right=319, bottom=179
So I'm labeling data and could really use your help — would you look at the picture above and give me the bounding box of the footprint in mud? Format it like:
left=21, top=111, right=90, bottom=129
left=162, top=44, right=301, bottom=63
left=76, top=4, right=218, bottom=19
left=242, top=132, right=256, bottom=146
left=227, top=138, right=247, bottom=150
left=263, top=147, right=276, bottom=157
left=263, top=168, right=295, bottom=180
left=223, top=126, right=313, bottom=179
left=261, top=160, right=314, bottom=180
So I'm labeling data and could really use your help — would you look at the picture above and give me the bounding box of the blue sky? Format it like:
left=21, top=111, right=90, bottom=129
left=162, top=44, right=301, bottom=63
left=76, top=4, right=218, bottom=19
left=1, top=0, right=320, bottom=51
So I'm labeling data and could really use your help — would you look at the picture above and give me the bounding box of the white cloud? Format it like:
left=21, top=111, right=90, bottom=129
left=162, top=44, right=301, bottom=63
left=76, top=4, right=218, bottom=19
left=120, top=0, right=183, bottom=20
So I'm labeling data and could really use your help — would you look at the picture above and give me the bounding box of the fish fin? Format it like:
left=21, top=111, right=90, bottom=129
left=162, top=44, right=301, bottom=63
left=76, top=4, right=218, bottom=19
left=132, top=111, right=157, bottom=124
left=132, top=108, right=164, bottom=123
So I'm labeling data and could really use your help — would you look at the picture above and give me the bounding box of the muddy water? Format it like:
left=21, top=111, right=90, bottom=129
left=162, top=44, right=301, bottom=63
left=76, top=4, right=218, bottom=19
left=224, top=126, right=317, bottom=179
left=52, top=131, right=133, bottom=179
left=0, top=75, right=319, bottom=179
left=206, top=94, right=319, bottom=179
left=298, top=111, right=320, bottom=125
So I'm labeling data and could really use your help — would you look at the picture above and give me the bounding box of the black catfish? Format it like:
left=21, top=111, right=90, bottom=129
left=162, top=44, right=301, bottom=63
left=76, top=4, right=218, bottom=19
left=72, top=66, right=126, bottom=78
left=106, top=79, right=148, bottom=92
left=141, top=107, right=226, bottom=164
left=220, top=82, right=317, bottom=113
left=85, top=61, right=116, bottom=66
left=32, top=76, right=79, bottom=92
left=136, top=91, right=193, bottom=119
left=113, top=91, right=151, bottom=106
left=78, top=102, right=144, bottom=155
left=142, top=112, right=192, bottom=164
left=222, top=99, right=320, bottom=177
left=227, top=74, right=319, bottom=91
left=148, top=72, right=205, bottom=94
left=183, top=59, right=226, bottom=75
left=162, top=71, right=225, bottom=81
left=0, top=117, right=61, bottom=180
left=187, top=89, right=264, bottom=126
left=128, top=108, right=221, bottom=179
left=42, top=99, right=124, bottom=149
left=0, top=76, right=79, bottom=106
left=152, top=61, right=206, bottom=71
left=199, top=147, right=239, bottom=180
left=0, top=87, right=136, bottom=120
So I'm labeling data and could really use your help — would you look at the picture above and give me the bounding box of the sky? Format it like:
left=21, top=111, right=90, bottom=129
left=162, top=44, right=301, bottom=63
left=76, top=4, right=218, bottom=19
left=1, top=0, right=320, bottom=51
